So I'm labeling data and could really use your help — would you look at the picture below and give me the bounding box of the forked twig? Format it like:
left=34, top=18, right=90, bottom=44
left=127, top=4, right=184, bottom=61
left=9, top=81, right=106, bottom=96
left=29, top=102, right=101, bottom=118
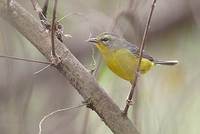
left=0, top=54, right=52, bottom=76
left=31, top=0, right=63, bottom=74
left=123, top=0, right=157, bottom=115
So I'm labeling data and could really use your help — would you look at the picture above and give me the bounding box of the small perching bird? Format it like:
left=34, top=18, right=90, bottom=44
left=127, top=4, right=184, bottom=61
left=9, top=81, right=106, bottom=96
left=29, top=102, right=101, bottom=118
left=87, top=33, right=178, bottom=82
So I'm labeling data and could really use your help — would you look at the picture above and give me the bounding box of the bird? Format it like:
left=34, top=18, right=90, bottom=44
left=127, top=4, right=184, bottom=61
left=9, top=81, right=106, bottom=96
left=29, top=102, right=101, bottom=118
left=87, top=32, right=178, bottom=82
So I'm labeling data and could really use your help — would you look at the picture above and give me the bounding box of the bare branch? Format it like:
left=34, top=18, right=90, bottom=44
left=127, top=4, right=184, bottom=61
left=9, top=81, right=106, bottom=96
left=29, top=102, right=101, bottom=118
left=0, top=0, right=139, bottom=134
left=123, top=0, right=157, bottom=115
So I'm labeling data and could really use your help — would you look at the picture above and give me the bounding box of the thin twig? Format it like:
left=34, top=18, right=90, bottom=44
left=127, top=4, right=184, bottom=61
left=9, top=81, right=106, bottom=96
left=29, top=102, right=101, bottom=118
left=93, top=55, right=102, bottom=77
left=57, top=12, right=83, bottom=22
left=123, top=0, right=157, bottom=115
left=51, top=0, right=58, bottom=57
left=34, top=64, right=52, bottom=75
left=38, top=103, right=86, bottom=134
left=42, top=0, right=49, bottom=18
left=0, top=55, right=51, bottom=64
left=30, top=0, right=47, bottom=21
left=89, top=43, right=97, bottom=74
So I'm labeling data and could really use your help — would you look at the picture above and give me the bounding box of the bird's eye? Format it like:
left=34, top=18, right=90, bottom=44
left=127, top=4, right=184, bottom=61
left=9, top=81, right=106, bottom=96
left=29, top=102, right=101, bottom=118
left=100, top=37, right=109, bottom=42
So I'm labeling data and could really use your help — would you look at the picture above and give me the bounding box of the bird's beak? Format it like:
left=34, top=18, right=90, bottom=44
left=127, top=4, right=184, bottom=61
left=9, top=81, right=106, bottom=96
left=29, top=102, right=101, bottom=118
left=86, top=38, right=98, bottom=43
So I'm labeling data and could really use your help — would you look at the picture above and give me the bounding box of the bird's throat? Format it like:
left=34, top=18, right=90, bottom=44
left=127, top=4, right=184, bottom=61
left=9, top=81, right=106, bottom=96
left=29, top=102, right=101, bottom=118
left=96, top=44, right=111, bottom=56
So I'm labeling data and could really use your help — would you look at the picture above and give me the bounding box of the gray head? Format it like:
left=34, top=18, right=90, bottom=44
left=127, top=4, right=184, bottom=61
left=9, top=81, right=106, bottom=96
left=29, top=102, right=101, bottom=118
left=87, top=32, right=127, bottom=50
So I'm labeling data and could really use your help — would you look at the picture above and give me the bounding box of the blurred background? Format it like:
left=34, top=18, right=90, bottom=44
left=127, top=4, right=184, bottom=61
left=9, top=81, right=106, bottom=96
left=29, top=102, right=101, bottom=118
left=0, top=0, right=200, bottom=134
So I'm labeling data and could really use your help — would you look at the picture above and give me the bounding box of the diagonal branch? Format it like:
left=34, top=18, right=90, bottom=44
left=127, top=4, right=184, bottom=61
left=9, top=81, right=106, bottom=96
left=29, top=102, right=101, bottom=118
left=0, top=0, right=139, bottom=134
left=123, top=0, right=157, bottom=115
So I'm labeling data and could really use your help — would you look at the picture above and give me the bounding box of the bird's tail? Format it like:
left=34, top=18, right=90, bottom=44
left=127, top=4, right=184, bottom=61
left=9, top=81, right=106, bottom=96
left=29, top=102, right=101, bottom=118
left=154, top=60, right=179, bottom=65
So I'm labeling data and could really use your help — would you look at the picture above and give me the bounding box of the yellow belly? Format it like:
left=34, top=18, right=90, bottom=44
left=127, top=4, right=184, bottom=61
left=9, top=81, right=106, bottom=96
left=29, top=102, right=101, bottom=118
left=102, top=48, right=154, bottom=81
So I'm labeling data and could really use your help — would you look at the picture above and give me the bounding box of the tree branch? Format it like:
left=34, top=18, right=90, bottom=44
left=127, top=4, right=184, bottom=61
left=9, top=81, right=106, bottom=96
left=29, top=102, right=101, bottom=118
left=0, top=0, right=139, bottom=134
left=123, top=0, right=157, bottom=115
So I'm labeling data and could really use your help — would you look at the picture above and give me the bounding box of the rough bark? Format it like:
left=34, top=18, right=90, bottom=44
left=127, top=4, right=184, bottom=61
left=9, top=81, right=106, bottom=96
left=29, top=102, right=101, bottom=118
left=0, top=0, right=139, bottom=134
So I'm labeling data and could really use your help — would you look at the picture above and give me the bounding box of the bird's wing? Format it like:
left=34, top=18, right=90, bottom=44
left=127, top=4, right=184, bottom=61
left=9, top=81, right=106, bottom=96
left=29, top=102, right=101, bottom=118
left=126, top=42, right=154, bottom=62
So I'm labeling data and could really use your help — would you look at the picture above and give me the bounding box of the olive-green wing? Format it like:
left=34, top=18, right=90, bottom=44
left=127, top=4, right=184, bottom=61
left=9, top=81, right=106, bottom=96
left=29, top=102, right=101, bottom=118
left=126, top=42, right=154, bottom=62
